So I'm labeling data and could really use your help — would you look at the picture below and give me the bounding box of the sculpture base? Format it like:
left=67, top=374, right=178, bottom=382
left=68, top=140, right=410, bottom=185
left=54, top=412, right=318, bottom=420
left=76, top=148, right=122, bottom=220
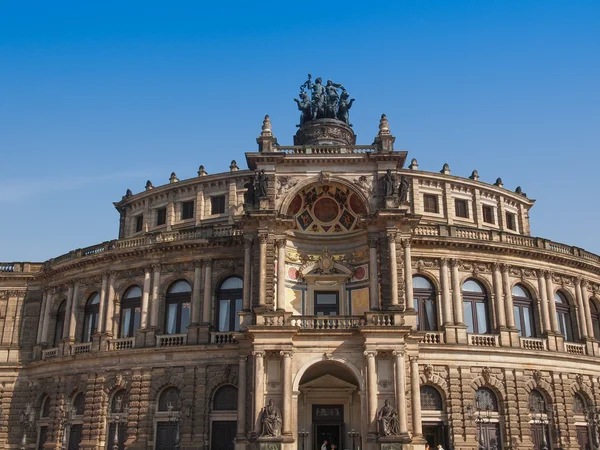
left=294, top=118, right=356, bottom=146
left=256, top=436, right=284, bottom=450
left=378, top=434, right=412, bottom=450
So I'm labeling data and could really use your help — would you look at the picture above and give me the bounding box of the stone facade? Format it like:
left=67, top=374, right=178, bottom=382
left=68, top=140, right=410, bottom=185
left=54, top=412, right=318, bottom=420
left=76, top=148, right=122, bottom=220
left=0, top=113, right=599, bottom=450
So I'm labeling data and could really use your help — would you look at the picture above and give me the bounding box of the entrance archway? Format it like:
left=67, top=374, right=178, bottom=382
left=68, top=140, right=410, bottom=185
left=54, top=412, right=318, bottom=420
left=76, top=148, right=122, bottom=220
left=296, top=359, right=363, bottom=450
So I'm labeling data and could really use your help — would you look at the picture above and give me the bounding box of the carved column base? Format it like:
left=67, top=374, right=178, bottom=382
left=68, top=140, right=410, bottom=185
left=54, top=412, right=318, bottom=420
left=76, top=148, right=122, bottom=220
left=378, top=434, right=413, bottom=450
left=384, top=196, right=398, bottom=209
left=544, top=332, right=561, bottom=352
left=259, top=197, right=270, bottom=210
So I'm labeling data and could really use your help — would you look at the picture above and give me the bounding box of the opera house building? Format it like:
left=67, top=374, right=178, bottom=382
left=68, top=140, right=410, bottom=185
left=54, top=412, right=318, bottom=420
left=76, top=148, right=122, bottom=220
left=1, top=82, right=599, bottom=450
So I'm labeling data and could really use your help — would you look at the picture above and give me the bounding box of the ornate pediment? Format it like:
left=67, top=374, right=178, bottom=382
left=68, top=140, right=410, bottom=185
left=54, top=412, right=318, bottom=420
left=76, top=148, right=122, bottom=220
left=299, top=374, right=357, bottom=392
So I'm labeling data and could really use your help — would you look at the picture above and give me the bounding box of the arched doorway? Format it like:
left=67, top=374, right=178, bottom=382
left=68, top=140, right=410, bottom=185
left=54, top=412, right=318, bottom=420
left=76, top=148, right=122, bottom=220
left=420, top=386, right=448, bottom=449
left=297, top=360, right=362, bottom=450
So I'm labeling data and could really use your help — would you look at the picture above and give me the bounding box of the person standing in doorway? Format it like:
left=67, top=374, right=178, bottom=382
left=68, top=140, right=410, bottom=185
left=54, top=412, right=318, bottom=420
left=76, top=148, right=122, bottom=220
left=321, top=439, right=328, bottom=450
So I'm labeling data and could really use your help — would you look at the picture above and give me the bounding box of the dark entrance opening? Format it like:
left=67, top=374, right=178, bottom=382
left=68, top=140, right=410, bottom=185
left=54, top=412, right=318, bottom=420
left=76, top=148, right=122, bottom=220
left=423, top=423, right=448, bottom=449
left=156, top=422, right=179, bottom=450
left=479, top=423, right=501, bottom=450
left=211, top=421, right=237, bottom=450
left=68, top=424, right=83, bottom=450
left=576, top=426, right=590, bottom=450
left=313, top=405, right=343, bottom=450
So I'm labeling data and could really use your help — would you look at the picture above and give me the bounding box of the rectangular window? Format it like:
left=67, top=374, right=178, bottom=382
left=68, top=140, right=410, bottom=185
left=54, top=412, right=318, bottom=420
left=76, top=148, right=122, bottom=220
left=423, top=194, right=439, bottom=214
left=156, top=207, right=167, bottom=226
left=482, top=205, right=495, bottom=224
left=181, top=201, right=194, bottom=220
left=314, top=291, right=339, bottom=316
left=455, top=199, right=469, bottom=218
left=135, top=215, right=144, bottom=232
left=463, top=301, right=474, bottom=333
left=211, top=195, right=226, bottom=215
left=506, top=212, right=517, bottom=230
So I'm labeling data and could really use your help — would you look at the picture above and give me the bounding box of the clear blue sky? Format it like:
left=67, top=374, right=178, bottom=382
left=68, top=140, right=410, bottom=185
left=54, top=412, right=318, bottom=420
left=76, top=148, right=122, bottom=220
left=1, top=1, right=599, bottom=261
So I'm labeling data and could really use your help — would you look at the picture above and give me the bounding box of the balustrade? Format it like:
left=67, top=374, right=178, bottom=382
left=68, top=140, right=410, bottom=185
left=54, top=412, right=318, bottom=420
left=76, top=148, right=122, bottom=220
left=41, top=348, right=59, bottom=360
left=108, top=337, right=136, bottom=351
left=290, top=316, right=365, bottom=330
left=210, top=332, right=237, bottom=344
left=565, top=342, right=586, bottom=355
left=71, top=342, right=92, bottom=355
left=520, top=337, right=547, bottom=351
left=156, top=334, right=187, bottom=347
left=419, top=332, right=443, bottom=344
left=369, top=314, right=394, bottom=326
left=469, top=334, right=499, bottom=347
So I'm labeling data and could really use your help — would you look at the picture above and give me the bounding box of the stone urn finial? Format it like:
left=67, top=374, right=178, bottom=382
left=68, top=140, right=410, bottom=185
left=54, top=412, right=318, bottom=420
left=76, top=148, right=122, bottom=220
left=198, top=165, right=207, bottom=177
left=494, top=177, right=504, bottom=188
left=169, top=172, right=179, bottom=183
left=440, top=163, right=451, bottom=175
left=230, top=160, right=239, bottom=172
left=379, top=114, right=390, bottom=135
left=469, top=170, right=479, bottom=181
left=409, top=158, right=419, bottom=170
left=261, top=115, right=272, bottom=137
left=145, top=180, right=154, bottom=191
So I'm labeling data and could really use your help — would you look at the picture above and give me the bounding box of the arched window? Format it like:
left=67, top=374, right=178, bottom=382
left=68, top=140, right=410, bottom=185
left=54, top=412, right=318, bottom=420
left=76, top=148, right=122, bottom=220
left=73, top=393, right=85, bottom=416
left=512, top=285, right=535, bottom=337
left=82, top=293, right=100, bottom=343
left=165, top=281, right=191, bottom=335
left=590, top=300, right=600, bottom=341
left=53, top=301, right=66, bottom=347
left=213, top=385, right=238, bottom=411
left=475, top=387, right=498, bottom=411
left=120, top=286, right=142, bottom=338
left=217, top=277, right=243, bottom=332
left=463, top=279, right=490, bottom=334
left=529, top=390, right=546, bottom=413
left=40, top=395, right=50, bottom=419
left=420, top=386, right=443, bottom=411
left=413, top=276, right=437, bottom=331
left=573, top=393, right=586, bottom=415
left=158, top=387, right=181, bottom=412
left=554, top=291, right=574, bottom=342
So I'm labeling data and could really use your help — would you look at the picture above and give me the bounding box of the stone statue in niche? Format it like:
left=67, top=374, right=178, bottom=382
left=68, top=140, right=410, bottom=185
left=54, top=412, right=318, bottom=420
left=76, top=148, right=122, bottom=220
left=244, top=177, right=256, bottom=207
left=260, top=399, right=283, bottom=437
left=398, top=175, right=410, bottom=203
left=382, top=169, right=396, bottom=197
left=377, top=399, right=401, bottom=436
left=254, top=170, right=268, bottom=198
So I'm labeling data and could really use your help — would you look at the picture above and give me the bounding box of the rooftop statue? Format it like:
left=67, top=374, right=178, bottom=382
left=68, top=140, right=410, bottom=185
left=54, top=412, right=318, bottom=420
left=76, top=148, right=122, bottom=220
left=295, top=74, right=355, bottom=126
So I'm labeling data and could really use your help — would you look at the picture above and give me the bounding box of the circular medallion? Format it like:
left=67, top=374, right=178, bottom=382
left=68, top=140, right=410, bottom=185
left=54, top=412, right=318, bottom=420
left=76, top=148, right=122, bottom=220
left=288, top=267, right=299, bottom=280
left=313, top=197, right=339, bottom=223
left=353, top=266, right=366, bottom=281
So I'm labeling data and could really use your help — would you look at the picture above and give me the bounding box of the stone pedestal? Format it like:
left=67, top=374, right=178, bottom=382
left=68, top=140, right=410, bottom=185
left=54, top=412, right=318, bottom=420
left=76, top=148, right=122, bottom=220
left=586, top=338, right=599, bottom=356
left=135, top=328, right=156, bottom=348
left=444, top=325, right=468, bottom=345
left=239, top=310, right=253, bottom=330
left=385, top=196, right=398, bottom=209
left=293, top=118, right=356, bottom=146
left=256, top=436, right=284, bottom=450
left=259, top=198, right=270, bottom=210
left=378, top=435, right=412, bottom=450
left=187, top=324, right=200, bottom=345
left=197, top=324, right=211, bottom=344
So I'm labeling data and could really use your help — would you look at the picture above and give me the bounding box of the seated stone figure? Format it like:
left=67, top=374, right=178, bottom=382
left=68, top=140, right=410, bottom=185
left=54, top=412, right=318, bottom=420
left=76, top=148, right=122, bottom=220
left=260, top=399, right=282, bottom=437
left=377, top=399, right=400, bottom=436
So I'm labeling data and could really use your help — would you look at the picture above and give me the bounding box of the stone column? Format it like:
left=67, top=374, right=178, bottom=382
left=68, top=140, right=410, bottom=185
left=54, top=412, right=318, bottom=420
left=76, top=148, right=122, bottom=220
left=258, top=233, right=268, bottom=307
left=368, top=237, right=379, bottom=310
left=439, top=259, right=452, bottom=326
left=41, top=289, right=54, bottom=345
left=582, top=281, right=594, bottom=338
left=575, top=278, right=589, bottom=339
left=393, top=350, right=408, bottom=434
left=150, top=264, right=161, bottom=328
left=62, top=283, right=74, bottom=339
left=410, top=356, right=422, bottom=438
left=451, top=259, right=464, bottom=325
left=492, top=264, right=506, bottom=329
left=388, top=233, right=399, bottom=308
left=98, top=272, right=109, bottom=333
left=403, top=239, right=413, bottom=311
left=36, top=291, right=47, bottom=344
left=537, top=271, right=551, bottom=333
left=236, top=356, right=247, bottom=438
left=253, top=351, right=265, bottom=430
left=281, top=351, right=293, bottom=436
left=502, top=265, right=515, bottom=329
left=545, top=272, right=559, bottom=333
left=68, top=282, right=80, bottom=339
left=364, top=350, right=378, bottom=433
left=243, top=238, right=253, bottom=310
left=203, top=260, right=213, bottom=324
left=276, top=239, right=286, bottom=311
left=191, top=261, right=203, bottom=325
left=105, top=272, right=116, bottom=336
left=140, top=267, right=151, bottom=329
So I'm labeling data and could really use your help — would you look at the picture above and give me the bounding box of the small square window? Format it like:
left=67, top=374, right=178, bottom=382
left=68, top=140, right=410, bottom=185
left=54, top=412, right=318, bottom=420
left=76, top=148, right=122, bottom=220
left=482, top=205, right=495, bottom=224
left=506, top=212, right=517, bottom=231
left=211, top=195, right=226, bottom=215
left=135, top=215, right=144, bottom=233
left=423, top=194, right=439, bottom=214
left=156, top=207, right=167, bottom=226
left=181, top=201, right=194, bottom=220
left=455, top=199, right=469, bottom=218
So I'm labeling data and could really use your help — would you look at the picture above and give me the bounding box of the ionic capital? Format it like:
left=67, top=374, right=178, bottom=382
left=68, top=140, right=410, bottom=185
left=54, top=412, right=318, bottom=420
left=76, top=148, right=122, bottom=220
left=392, top=350, right=405, bottom=358
left=401, top=239, right=411, bottom=249
left=252, top=350, right=265, bottom=358
left=450, top=258, right=460, bottom=268
left=239, top=355, right=248, bottom=364
left=280, top=350, right=293, bottom=359
left=275, top=238, right=287, bottom=249
left=364, top=350, right=377, bottom=358
left=439, top=257, right=448, bottom=267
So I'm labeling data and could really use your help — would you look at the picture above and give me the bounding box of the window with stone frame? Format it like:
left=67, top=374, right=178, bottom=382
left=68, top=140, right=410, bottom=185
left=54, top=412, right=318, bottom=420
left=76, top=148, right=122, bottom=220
left=216, top=277, right=243, bottom=332
left=135, top=214, right=144, bottom=233
left=53, top=301, right=66, bottom=347
left=505, top=211, right=517, bottom=231
left=82, top=293, right=100, bottom=343
left=413, top=275, right=438, bottom=331
left=156, top=207, right=167, bottom=226
left=213, top=385, right=238, bottom=411
left=590, top=299, right=600, bottom=340
left=482, top=205, right=495, bottom=224
left=554, top=291, right=574, bottom=342
left=120, top=286, right=142, bottom=338
left=462, top=279, right=490, bottom=334
left=181, top=201, right=194, bottom=220
left=211, top=195, right=226, bottom=215
left=455, top=198, right=469, bottom=218
left=423, top=194, right=439, bottom=214
left=420, top=386, right=443, bottom=410
left=476, top=387, right=498, bottom=411
left=72, top=392, right=85, bottom=416
left=573, top=393, right=586, bottom=414
left=165, top=280, right=191, bottom=335
left=512, top=284, right=535, bottom=338
left=529, top=389, right=547, bottom=413
left=158, top=387, right=181, bottom=412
